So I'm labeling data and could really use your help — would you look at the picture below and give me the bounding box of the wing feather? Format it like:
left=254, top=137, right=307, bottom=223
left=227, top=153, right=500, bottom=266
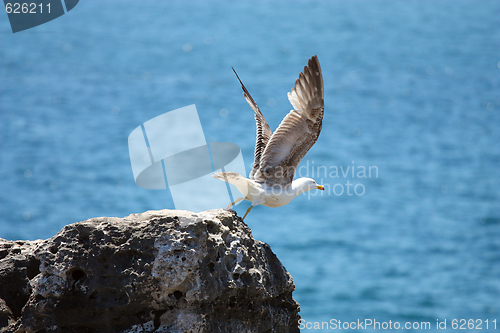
left=253, top=55, right=324, bottom=186
left=232, top=68, right=272, bottom=179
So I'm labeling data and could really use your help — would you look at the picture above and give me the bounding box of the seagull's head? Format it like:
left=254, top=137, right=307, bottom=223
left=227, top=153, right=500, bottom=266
left=293, top=177, right=325, bottom=195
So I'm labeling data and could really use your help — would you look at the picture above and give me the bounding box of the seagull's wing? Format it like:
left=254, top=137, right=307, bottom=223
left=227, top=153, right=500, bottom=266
left=253, top=55, right=324, bottom=187
left=232, top=68, right=273, bottom=180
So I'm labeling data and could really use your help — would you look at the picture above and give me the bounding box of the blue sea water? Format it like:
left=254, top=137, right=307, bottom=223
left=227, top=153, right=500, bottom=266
left=1, top=1, right=500, bottom=331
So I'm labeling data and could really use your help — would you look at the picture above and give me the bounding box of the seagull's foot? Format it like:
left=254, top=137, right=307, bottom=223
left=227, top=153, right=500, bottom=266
left=242, top=206, right=254, bottom=220
left=226, top=197, right=244, bottom=210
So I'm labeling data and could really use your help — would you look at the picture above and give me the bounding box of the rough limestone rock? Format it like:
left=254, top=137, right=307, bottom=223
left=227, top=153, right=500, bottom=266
left=0, top=209, right=300, bottom=333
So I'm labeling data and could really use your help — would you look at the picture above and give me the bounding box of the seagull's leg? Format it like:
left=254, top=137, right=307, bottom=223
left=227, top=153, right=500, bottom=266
left=227, top=197, right=244, bottom=210
left=242, top=205, right=255, bottom=220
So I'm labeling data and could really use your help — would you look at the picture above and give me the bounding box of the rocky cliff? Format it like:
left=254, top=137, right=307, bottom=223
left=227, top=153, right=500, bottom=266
left=0, top=209, right=300, bottom=333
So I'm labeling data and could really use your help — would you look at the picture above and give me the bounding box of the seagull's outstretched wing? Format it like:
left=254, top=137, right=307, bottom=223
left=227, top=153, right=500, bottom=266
left=253, top=55, right=324, bottom=187
left=232, top=68, right=273, bottom=180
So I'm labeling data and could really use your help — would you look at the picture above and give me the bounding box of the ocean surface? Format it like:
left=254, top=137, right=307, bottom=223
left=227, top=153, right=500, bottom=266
left=1, top=1, right=499, bottom=331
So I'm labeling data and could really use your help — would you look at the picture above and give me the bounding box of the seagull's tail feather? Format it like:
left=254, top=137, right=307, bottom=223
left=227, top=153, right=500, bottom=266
left=212, top=172, right=241, bottom=182
left=212, top=172, right=250, bottom=197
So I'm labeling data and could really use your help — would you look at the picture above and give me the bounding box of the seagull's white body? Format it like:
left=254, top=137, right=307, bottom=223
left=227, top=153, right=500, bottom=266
left=213, top=55, right=325, bottom=219
left=220, top=173, right=320, bottom=208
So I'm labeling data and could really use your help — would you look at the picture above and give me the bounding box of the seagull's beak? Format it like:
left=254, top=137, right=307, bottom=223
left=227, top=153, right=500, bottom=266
left=316, top=185, right=325, bottom=191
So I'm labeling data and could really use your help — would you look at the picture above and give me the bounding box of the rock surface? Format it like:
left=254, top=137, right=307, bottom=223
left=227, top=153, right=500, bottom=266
left=0, top=209, right=300, bottom=333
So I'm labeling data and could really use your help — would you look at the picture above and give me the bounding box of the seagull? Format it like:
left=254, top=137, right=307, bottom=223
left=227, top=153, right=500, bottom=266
left=213, top=55, right=325, bottom=220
